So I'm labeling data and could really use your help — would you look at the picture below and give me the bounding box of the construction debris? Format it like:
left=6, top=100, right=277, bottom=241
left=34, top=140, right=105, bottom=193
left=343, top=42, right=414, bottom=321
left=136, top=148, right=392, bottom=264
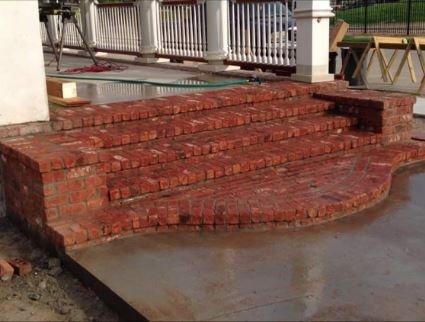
left=0, top=258, right=14, bottom=281
left=7, top=258, right=32, bottom=277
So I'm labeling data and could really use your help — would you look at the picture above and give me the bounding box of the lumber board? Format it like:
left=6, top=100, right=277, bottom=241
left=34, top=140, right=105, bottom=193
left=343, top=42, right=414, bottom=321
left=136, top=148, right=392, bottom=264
left=46, top=77, right=77, bottom=99
left=48, top=95, right=90, bottom=107
left=330, top=20, right=349, bottom=53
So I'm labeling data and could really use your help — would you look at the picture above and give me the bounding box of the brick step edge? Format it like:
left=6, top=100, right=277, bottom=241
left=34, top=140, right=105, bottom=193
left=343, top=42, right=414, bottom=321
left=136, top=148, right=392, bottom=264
left=101, top=114, right=357, bottom=175
left=50, top=81, right=347, bottom=131
left=107, top=130, right=380, bottom=202
left=44, top=142, right=425, bottom=250
left=0, top=98, right=336, bottom=174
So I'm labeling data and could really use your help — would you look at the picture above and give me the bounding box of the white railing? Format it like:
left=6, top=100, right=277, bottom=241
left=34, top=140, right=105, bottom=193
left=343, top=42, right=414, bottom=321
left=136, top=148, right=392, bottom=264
left=40, top=0, right=297, bottom=69
left=39, top=14, right=84, bottom=48
left=228, top=0, right=296, bottom=66
left=62, top=14, right=84, bottom=47
left=158, top=1, right=206, bottom=58
left=95, top=4, right=140, bottom=53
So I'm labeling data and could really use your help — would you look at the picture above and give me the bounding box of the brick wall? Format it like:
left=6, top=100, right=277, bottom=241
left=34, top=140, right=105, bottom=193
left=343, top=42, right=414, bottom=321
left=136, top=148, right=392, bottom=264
left=1, top=153, right=108, bottom=231
left=315, top=91, right=416, bottom=144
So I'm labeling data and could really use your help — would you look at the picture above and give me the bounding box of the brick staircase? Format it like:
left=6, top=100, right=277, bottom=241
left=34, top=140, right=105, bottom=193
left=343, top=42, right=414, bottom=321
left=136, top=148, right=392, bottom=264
left=0, top=80, right=422, bottom=251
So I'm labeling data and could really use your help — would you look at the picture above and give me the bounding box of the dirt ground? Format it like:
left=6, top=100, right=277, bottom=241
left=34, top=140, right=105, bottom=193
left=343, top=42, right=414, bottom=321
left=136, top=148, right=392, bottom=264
left=0, top=218, right=118, bottom=322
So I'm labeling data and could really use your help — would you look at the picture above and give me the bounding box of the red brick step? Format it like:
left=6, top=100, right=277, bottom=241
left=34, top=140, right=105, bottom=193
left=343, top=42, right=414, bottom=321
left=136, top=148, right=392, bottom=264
left=0, top=98, right=335, bottom=173
left=99, top=114, right=358, bottom=174
left=45, top=142, right=425, bottom=250
left=107, top=130, right=380, bottom=202
left=50, top=81, right=346, bottom=131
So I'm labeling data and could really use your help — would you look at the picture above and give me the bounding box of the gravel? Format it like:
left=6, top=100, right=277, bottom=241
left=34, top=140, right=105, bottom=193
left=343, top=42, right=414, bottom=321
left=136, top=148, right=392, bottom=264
left=0, top=218, right=118, bottom=322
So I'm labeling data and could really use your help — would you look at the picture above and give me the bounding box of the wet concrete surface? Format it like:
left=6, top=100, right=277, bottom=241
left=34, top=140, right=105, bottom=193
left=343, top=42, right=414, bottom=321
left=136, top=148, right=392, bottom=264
left=69, top=163, right=425, bottom=321
left=45, top=54, right=233, bottom=105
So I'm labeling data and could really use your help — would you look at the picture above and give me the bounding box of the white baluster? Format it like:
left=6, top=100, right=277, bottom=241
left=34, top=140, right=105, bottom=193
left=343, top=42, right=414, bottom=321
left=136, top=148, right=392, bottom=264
left=290, top=0, right=296, bottom=66
left=201, top=2, right=206, bottom=55
left=273, top=2, right=277, bottom=64
left=267, top=3, right=272, bottom=64
left=241, top=3, right=246, bottom=61
left=189, top=6, right=194, bottom=57
left=194, top=4, right=199, bottom=57
left=246, top=3, right=251, bottom=62
left=236, top=4, right=241, bottom=61
left=231, top=2, right=235, bottom=61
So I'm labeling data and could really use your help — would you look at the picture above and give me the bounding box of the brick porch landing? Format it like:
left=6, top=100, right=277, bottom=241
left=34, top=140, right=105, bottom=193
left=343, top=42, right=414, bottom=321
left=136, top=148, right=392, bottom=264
left=0, top=80, right=422, bottom=250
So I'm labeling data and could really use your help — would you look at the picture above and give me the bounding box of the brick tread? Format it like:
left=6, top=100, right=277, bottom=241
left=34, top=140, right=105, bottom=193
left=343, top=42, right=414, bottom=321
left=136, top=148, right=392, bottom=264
left=0, top=98, right=334, bottom=173
left=100, top=114, right=357, bottom=174
left=107, top=130, right=380, bottom=202
left=315, top=90, right=417, bottom=109
left=49, top=81, right=346, bottom=131
left=46, top=142, right=425, bottom=249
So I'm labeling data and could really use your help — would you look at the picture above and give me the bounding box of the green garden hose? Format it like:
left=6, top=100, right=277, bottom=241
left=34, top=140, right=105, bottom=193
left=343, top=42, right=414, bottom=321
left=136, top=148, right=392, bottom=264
left=46, top=73, right=249, bottom=88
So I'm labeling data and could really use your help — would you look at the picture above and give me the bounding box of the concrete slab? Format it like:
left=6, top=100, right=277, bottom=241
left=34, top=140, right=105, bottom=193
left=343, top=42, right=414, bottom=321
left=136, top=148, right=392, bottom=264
left=69, top=163, right=425, bottom=321
left=44, top=54, right=233, bottom=105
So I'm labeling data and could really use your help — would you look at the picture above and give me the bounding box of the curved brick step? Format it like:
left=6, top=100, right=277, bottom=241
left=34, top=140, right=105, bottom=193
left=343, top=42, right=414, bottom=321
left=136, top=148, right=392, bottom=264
left=1, top=98, right=335, bottom=173
left=107, top=130, right=380, bottom=202
left=100, top=114, right=357, bottom=174
left=45, top=142, right=425, bottom=250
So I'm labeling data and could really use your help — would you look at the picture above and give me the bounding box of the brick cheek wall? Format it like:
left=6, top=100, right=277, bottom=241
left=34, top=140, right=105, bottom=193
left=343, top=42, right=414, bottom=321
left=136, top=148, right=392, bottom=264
left=1, top=155, right=45, bottom=230
left=1, top=154, right=108, bottom=233
left=0, top=164, right=5, bottom=217
left=336, top=103, right=413, bottom=144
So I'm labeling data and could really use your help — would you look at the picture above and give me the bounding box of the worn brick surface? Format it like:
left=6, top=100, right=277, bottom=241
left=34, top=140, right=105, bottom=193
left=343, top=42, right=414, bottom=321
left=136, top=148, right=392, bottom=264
left=46, top=142, right=425, bottom=250
left=0, top=80, right=418, bottom=250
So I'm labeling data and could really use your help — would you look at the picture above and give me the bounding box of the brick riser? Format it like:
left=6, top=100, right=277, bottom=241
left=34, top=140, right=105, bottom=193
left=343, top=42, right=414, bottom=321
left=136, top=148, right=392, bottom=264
left=0, top=81, right=419, bottom=251
left=107, top=130, right=378, bottom=203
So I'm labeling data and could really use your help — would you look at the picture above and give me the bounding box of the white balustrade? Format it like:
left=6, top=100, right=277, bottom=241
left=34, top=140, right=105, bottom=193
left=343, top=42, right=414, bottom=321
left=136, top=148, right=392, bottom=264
left=95, top=3, right=140, bottom=53
left=39, top=0, right=299, bottom=69
left=228, top=0, right=297, bottom=66
left=39, top=14, right=82, bottom=48
left=157, top=1, right=206, bottom=58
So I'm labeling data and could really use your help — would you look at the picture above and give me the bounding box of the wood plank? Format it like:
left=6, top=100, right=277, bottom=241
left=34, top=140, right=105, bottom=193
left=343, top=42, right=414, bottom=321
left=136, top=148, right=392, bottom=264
left=330, top=20, right=349, bottom=53
left=46, top=77, right=77, bottom=99
left=48, top=95, right=90, bottom=107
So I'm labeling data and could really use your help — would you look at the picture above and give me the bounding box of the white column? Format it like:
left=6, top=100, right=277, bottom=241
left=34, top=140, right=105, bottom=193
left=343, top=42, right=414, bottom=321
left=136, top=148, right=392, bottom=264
left=80, top=0, right=97, bottom=47
left=0, top=1, right=49, bottom=126
left=199, top=0, right=239, bottom=72
left=291, top=0, right=334, bottom=83
left=135, top=0, right=164, bottom=63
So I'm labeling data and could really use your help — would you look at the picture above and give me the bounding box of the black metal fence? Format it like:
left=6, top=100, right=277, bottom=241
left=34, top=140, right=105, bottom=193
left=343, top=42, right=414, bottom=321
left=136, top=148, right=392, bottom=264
left=332, top=0, right=425, bottom=35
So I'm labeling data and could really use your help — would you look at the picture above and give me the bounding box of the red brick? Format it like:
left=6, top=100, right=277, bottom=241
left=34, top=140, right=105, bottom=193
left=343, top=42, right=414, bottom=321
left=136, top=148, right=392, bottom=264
left=7, top=258, right=32, bottom=276
left=0, top=259, right=14, bottom=281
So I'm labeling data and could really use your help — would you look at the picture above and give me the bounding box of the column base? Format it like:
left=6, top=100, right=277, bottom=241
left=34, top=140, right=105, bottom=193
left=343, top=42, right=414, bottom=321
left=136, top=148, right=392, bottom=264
left=291, top=73, right=335, bottom=83
left=135, top=55, right=169, bottom=64
left=199, top=61, right=240, bottom=72
left=75, top=49, right=104, bottom=59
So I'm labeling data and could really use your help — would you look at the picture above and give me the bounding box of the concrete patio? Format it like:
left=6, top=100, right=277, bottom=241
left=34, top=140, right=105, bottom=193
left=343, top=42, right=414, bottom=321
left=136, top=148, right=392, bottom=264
left=44, top=53, right=233, bottom=105
left=68, top=162, right=425, bottom=321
